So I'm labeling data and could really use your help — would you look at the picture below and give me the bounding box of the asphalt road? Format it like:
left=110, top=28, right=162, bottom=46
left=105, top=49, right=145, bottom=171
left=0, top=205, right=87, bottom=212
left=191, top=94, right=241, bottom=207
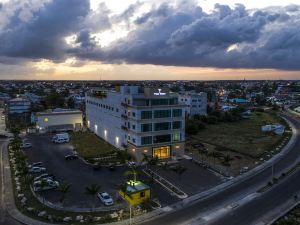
left=141, top=112, right=300, bottom=225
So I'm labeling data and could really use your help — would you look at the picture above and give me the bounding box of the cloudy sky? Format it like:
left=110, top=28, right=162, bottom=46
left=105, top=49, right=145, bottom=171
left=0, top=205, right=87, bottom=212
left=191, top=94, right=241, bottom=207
left=0, top=0, right=300, bottom=80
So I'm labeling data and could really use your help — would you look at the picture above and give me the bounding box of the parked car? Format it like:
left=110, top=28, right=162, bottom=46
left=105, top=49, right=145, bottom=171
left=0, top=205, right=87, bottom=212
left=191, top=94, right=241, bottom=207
left=34, top=173, right=55, bottom=182
left=92, top=163, right=101, bottom=171
left=108, top=165, right=116, bottom=171
left=20, top=143, right=32, bottom=148
left=64, top=154, right=78, bottom=160
left=54, top=138, right=69, bottom=144
left=29, top=166, right=46, bottom=174
left=127, top=161, right=136, bottom=168
left=97, top=192, right=114, bottom=206
left=33, top=179, right=59, bottom=192
left=28, top=162, right=43, bottom=168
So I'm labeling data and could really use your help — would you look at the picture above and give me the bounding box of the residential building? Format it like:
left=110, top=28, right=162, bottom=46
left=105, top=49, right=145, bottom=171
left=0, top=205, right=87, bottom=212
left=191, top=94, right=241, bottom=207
left=34, top=108, right=83, bottom=132
left=7, top=97, right=31, bottom=114
left=179, top=92, right=207, bottom=117
left=86, top=86, right=185, bottom=162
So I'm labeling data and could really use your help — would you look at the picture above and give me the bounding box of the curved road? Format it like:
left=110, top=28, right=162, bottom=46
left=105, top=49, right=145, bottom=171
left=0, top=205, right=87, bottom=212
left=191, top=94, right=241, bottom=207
left=141, top=112, right=300, bottom=225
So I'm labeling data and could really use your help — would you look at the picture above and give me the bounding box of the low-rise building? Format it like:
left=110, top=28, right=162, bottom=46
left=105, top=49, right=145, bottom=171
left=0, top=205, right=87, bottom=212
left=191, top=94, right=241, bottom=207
left=178, top=92, right=207, bottom=117
left=7, top=97, right=31, bottom=114
left=34, top=108, right=83, bottom=132
left=86, top=86, right=186, bottom=162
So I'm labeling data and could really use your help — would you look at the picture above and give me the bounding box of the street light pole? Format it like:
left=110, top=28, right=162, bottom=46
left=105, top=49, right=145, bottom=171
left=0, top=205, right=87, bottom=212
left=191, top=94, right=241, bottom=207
left=129, top=205, right=132, bottom=225
left=271, top=162, right=274, bottom=182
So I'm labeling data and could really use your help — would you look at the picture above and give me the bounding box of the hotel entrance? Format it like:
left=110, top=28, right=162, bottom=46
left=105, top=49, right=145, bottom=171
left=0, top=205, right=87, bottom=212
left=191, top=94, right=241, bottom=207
left=152, top=146, right=171, bottom=159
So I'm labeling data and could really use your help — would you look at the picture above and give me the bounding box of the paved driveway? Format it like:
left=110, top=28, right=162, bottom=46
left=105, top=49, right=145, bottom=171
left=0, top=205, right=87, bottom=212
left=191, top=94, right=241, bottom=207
left=25, top=133, right=128, bottom=208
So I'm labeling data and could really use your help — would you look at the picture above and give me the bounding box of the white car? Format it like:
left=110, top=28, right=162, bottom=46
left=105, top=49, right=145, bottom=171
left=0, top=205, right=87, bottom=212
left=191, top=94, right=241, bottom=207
left=20, top=143, right=32, bottom=148
left=29, top=166, right=46, bottom=173
left=97, top=192, right=114, bottom=206
left=28, top=162, right=43, bottom=168
left=33, top=180, right=59, bottom=192
left=34, top=173, right=55, bottom=182
left=54, top=138, right=69, bottom=144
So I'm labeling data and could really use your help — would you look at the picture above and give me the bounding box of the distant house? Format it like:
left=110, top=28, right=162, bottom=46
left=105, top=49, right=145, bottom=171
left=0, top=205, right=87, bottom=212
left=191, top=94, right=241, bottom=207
left=178, top=92, right=207, bottom=117
left=228, top=98, right=250, bottom=104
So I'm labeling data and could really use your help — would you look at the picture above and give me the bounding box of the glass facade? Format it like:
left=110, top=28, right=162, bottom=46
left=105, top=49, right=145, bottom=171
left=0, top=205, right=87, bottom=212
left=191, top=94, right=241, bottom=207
left=153, top=146, right=171, bottom=159
left=172, top=109, right=182, bottom=117
left=154, top=110, right=171, bottom=118
left=141, top=123, right=152, bottom=132
left=141, top=136, right=152, bottom=145
left=173, top=133, right=181, bottom=141
left=153, top=134, right=171, bottom=143
left=172, top=121, right=182, bottom=129
left=141, top=111, right=152, bottom=119
left=154, top=122, right=171, bottom=131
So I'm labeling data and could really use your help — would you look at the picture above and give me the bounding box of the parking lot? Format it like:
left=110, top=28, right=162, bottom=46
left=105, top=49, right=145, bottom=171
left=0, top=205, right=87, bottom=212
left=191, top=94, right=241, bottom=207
left=23, top=133, right=223, bottom=209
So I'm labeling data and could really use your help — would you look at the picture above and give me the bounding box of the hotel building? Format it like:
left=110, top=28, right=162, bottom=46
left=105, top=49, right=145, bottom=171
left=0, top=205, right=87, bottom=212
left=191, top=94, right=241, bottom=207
left=85, top=86, right=185, bottom=162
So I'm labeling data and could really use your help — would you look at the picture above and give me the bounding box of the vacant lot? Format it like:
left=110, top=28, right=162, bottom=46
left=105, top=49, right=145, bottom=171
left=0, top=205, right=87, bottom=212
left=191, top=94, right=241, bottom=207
left=190, top=112, right=288, bottom=158
left=71, top=132, right=116, bottom=158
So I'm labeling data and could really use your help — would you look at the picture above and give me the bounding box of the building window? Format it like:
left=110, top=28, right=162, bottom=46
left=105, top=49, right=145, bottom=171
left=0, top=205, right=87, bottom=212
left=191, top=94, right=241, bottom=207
left=173, top=133, right=181, bottom=141
left=172, top=109, right=182, bottom=117
left=154, top=122, right=171, bottom=131
left=151, top=99, right=169, bottom=106
left=154, top=110, right=171, bottom=118
left=141, top=136, right=152, bottom=145
left=132, top=138, right=135, bottom=143
left=153, top=134, right=171, bottom=144
left=141, top=111, right=152, bottom=119
left=141, top=123, right=152, bottom=132
left=172, top=121, right=181, bottom=129
left=132, top=124, right=135, bottom=130
left=44, top=118, right=48, bottom=122
left=132, top=112, right=136, bottom=117
left=140, top=192, right=145, bottom=197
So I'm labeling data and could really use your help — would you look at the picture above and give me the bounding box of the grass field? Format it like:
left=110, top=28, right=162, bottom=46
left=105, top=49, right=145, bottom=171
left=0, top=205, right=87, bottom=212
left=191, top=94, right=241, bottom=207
left=71, top=132, right=117, bottom=158
left=191, top=112, right=287, bottom=158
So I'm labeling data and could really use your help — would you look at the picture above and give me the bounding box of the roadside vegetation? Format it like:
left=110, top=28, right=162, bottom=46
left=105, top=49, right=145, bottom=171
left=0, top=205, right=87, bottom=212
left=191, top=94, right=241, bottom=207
left=185, top=108, right=291, bottom=176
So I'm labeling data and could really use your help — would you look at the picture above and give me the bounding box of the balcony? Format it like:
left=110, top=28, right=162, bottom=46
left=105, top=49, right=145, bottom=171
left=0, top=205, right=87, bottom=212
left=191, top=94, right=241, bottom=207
left=121, top=125, right=128, bottom=131
left=121, top=114, right=128, bottom=119
left=121, top=102, right=129, bottom=107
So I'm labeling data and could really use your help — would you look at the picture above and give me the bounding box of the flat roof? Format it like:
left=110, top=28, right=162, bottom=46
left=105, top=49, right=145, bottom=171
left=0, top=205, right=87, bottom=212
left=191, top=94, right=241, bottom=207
left=36, top=110, right=82, bottom=116
left=126, top=181, right=150, bottom=194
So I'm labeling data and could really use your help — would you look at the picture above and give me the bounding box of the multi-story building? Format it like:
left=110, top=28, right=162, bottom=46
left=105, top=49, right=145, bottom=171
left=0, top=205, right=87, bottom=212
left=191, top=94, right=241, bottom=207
left=179, top=92, right=207, bottom=117
left=86, top=86, right=185, bottom=162
left=7, top=97, right=31, bottom=114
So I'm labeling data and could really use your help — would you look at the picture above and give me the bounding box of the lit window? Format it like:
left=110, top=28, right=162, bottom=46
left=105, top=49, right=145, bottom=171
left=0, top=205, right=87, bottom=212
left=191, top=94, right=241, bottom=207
left=44, top=118, right=48, bottom=122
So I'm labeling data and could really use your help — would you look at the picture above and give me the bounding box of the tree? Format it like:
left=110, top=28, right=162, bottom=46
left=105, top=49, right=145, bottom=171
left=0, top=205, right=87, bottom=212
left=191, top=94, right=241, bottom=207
left=67, top=97, right=75, bottom=109
left=123, top=170, right=139, bottom=182
left=43, top=90, right=65, bottom=109
left=85, top=184, right=101, bottom=211
left=58, top=183, right=71, bottom=206
left=186, top=120, right=198, bottom=135
left=209, top=151, right=221, bottom=167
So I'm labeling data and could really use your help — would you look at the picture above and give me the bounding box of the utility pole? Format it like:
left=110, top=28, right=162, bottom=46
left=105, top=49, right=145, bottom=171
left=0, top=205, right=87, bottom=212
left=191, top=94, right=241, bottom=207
left=271, top=162, right=274, bottom=183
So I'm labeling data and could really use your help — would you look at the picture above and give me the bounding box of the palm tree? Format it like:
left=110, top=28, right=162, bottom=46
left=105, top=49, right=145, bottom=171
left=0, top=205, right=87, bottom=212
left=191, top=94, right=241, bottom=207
left=40, top=179, right=48, bottom=207
left=142, top=153, right=151, bottom=169
left=222, top=154, right=233, bottom=175
left=209, top=152, right=221, bottom=168
left=124, top=169, right=139, bottom=182
left=85, top=184, right=101, bottom=211
left=58, top=183, right=71, bottom=206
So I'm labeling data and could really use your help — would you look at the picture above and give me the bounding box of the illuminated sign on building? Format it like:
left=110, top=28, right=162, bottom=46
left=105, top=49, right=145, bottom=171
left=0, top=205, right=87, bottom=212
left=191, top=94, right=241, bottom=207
left=153, top=89, right=166, bottom=96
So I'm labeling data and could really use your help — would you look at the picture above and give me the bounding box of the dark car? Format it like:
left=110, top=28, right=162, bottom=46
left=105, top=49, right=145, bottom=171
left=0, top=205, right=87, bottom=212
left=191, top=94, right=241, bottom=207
left=64, top=155, right=78, bottom=160
left=92, top=164, right=102, bottom=171
left=108, top=165, right=116, bottom=171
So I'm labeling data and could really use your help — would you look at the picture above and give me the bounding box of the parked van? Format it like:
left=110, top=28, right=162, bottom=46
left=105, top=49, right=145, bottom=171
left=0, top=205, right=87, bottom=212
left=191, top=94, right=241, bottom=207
left=52, top=133, right=70, bottom=143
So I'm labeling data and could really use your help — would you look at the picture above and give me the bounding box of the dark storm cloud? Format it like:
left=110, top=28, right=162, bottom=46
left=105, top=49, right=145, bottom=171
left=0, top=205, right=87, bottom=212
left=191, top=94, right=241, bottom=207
left=89, top=2, right=300, bottom=70
left=0, top=0, right=300, bottom=71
